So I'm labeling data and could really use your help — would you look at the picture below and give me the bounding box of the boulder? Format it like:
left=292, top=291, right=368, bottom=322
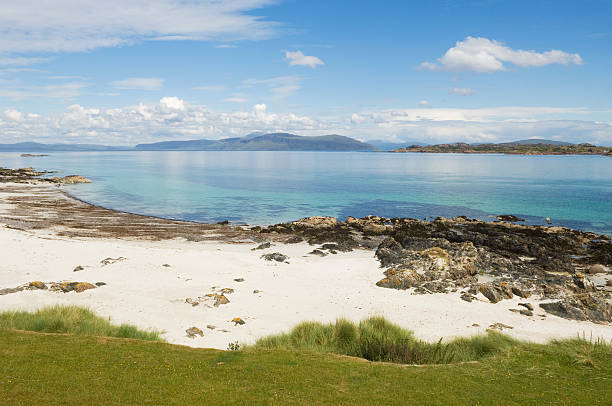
left=261, top=252, right=289, bottom=262
left=251, top=242, right=271, bottom=251
left=479, top=284, right=502, bottom=303
left=185, top=327, right=204, bottom=338
left=292, top=216, right=337, bottom=229
left=232, top=317, right=245, bottom=326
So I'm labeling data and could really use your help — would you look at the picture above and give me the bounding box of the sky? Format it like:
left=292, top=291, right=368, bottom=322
left=0, top=0, right=611, bottom=146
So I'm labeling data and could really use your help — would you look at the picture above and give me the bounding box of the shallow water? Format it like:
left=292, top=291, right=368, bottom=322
left=2, top=151, right=611, bottom=234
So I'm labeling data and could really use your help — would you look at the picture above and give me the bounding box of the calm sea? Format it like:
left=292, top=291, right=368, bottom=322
left=2, top=151, right=611, bottom=234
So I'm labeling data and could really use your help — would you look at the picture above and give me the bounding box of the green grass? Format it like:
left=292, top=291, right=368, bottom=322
left=0, top=305, right=161, bottom=341
left=1, top=309, right=611, bottom=404
left=251, top=316, right=522, bottom=364
left=1, top=329, right=611, bottom=405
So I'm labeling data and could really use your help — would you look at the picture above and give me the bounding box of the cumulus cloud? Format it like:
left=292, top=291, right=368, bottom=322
left=450, top=87, right=476, bottom=96
left=285, top=51, right=324, bottom=68
left=419, top=37, right=583, bottom=73
left=0, top=0, right=279, bottom=54
left=110, top=77, right=164, bottom=91
left=0, top=99, right=610, bottom=146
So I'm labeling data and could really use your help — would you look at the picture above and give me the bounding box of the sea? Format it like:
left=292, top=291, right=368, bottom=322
left=2, top=151, right=611, bottom=235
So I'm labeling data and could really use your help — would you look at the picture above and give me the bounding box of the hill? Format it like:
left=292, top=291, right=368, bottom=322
left=135, top=133, right=377, bottom=151
left=502, top=139, right=574, bottom=146
left=0, top=133, right=377, bottom=152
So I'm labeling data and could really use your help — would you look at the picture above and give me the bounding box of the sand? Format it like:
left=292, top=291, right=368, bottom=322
left=1, top=182, right=611, bottom=349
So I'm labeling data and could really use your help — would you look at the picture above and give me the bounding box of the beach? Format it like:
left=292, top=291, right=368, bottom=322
left=1, top=180, right=611, bottom=349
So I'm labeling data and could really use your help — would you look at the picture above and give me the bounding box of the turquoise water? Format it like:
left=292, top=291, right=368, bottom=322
left=2, top=151, right=611, bottom=234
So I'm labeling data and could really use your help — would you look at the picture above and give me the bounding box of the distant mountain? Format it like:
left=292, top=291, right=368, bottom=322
left=135, top=133, right=377, bottom=151
left=503, top=139, right=574, bottom=146
left=0, top=142, right=128, bottom=152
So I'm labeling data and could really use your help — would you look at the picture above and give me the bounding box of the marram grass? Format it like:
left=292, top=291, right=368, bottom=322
left=249, top=315, right=606, bottom=365
left=0, top=305, right=162, bottom=341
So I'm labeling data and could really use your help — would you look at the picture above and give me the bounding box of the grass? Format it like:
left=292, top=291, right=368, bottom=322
left=1, top=329, right=612, bottom=405
left=250, top=316, right=521, bottom=364
left=1, top=309, right=611, bottom=404
left=0, top=305, right=161, bottom=341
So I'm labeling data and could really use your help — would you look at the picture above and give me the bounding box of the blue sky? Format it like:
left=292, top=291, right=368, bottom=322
left=0, top=0, right=611, bottom=145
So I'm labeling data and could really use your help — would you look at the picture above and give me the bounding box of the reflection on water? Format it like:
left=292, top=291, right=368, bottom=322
left=2, top=151, right=611, bottom=234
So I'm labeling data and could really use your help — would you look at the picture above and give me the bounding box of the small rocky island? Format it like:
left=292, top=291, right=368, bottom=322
left=257, top=215, right=612, bottom=323
left=0, top=167, right=91, bottom=184
left=391, top=142, right=611, bottom=156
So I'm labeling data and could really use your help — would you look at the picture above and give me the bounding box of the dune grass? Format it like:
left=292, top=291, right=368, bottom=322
left=251, top=315, right=582, bottom=364
left=2, top=329, right=612, bottom=405
left=0, top=305, right=162, bottom=341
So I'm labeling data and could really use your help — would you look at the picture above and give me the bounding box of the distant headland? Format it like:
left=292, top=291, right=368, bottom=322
left=391, top=139, right=611, bottom=156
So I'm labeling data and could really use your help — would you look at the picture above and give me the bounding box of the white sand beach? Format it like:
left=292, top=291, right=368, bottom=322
left=1, top=182, right=611, bottom=349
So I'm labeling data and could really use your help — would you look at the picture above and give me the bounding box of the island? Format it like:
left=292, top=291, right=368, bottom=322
left=391, top=139, right=611, bottom=155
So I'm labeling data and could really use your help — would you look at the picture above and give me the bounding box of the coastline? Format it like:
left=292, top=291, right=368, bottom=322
left=1, top=170, right=611, bottom=349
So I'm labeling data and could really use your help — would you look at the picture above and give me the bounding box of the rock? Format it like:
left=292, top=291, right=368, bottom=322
left=219, top=288, right=234, bottom=295
left=73, top=266, right=84, bottom=272
left=27, top=281, right=47, bottom=290
left=185, top=327, right=204, bottom=338
left=497, top=214, right=525, bottom=222
left=162, top=264, right=171, bottom=267
left=539, top=294, right=612, bottom=323
left=460, top=292, right=475, bottom=302
left=233, top=278, right=245, bottom=282
left=261, top=252, right=289, bottom=262
left=94, top=282, right=106, bottom=287
left=285, top=236, right=304, bottom=244
left=251, top=242, right=271, bottom=251
left=185, top=298, right=199, bottom=306
left=0, top=287, right=24, bottom=295
left=519, top=309, right=534, bottom=316
left=214, top=294, right=230, bottom=306
left=232, top=317, right=245, bottom=325
left=216, top=220, right=230, bottom=225
left=309, top=249, right=327, bottom=257
left=100, top=257, right=126, bottom=266
left=206, top=325, right=216, bottom=330
left=50, top=175, right=92, bottom=184
left=292, top=216, right=337, bottom=229
left=479, top=284, right=502, bottom=303
left=496, top=283, right=514, bottom=300
left=587, top=264, right=609, bottom=274
left=607, top=280, right=612, bottom=287
left=487, top=323, right=513, bottom=331
left=511, top=286, right=531, bottom=298
left=375, top=237, right=404, bottom=267
left=253, top=290, right=261, bottom=294
left=58, top=282, right=97, bottom=293
left=519, top=302, right=534, bottom=311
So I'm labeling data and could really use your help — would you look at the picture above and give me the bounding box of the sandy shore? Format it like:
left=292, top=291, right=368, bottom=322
left=1, top=182, right=611, bottom=349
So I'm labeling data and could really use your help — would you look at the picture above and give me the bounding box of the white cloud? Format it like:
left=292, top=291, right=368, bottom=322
left=285, top=51, right=324, bottom=68
left=110, top=77, right=164, bottom=91
left=0, top=100, right=610, bottom=146
left=419, top=37, right=583, bottom=73
left=418, top=100, right=431, bottom=107
left=0, top=1, right=279, bottom=54
left=243, top=75, right=303, bottom=99
left=193, top=85, right=227, bottom=92
left=215, top=44, right=238, bottom=49
left=0, top=81, right=88, bottom=100
left=450, top=87, right=476, bottom=95
left=224, top=94, right=248, bottom=103
left=0, top=56, right=51, bottom=66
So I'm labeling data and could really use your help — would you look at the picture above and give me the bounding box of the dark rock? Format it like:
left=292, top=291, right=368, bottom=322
left=519, top=309, right=534, bottom=316
left=261, top=252, right=289, bottom=262
left=479, top=284, right=502, bottom=303
left=234, top=278, right=245, bottom=282
left=27, top=281, right=47, bottom=290
left=497, top=215, right=525, bottom=222
left=100, top=257, right=126, bottom=266
left=375, top=237, right=404, bottom=267
left=232, top=317, right=245, bottom=325
left=251, top=242, right=271, bottom=251
left=73, top=266, right=84, bottom=272
left=94, top=282, right=106, bottom=287
left=309, top=249, right=327, bottom=257
left=519, top=302, right=534, bottom=311
left=285, top=236, right=304, bottom=244
left=511, top=286, right=531, bottom=298
left=539, top=294, right=612, bottom=323
left=0, top=287, right=25, bottom=295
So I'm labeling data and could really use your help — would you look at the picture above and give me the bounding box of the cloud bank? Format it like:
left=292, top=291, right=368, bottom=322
left=0, top=0, right=279, bottom=54
left=1, top=98, right=610, bottom=146
left=420, top=37, right=583, bottom=73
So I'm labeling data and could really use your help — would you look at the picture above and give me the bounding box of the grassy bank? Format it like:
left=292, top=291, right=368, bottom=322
left=1, top=329, right=611, bottom=405
left=251, top=316, right=523, bottom=364
left=0, top=305, right=161, bottom=341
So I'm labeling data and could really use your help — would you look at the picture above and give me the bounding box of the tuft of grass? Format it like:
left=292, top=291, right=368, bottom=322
left=0, top=305, right=162, bottom=341
left=251, top=316, right=526, bottom=364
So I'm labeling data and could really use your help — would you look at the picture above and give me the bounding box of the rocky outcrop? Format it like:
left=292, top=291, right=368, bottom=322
left=49, top=175, right=92, bottom=184
left=258, top=215, right=612, bottom=323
